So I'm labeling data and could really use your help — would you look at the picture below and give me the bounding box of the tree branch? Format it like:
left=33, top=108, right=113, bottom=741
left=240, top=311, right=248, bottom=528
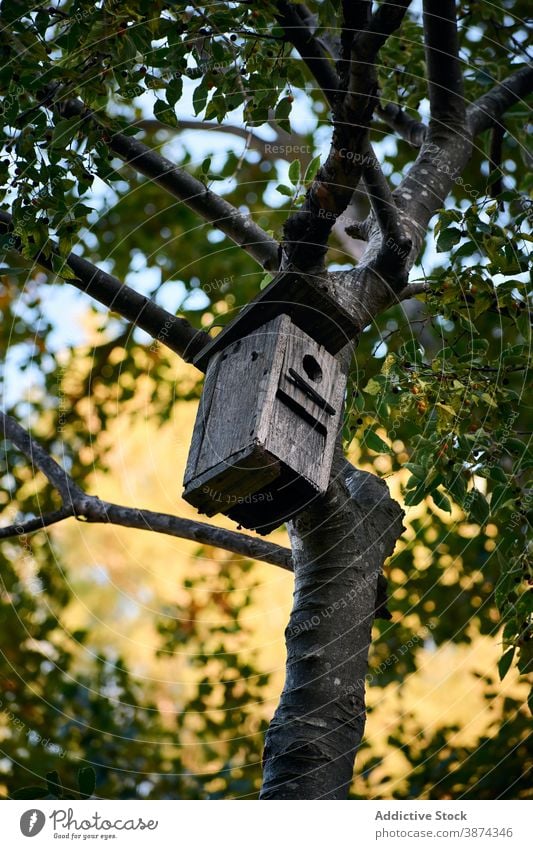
left=297, top=4, right=341, bottom=61
left=344, top=218, right=371, bottom=242
left=52, top=94, right=279, bottom=272
left=375, top=103, right=427, bottom=147
left=1, top=412, right=84, bottom=505
left=467, top=64, right=533, bottom=135
left=0, top=211, right=209, bottom=365
left=280, top=0, right=411, bottom=271
left=423, top=0, right=466, bottom=135
left=1, top=498, right=293, bottom=570
left=0, top=412, right=293, bottom=570
left=397, top=281, right=429, bottom=301
left=394, top=65, right=533, bottom=260
left=275, top=1, right=339, bottom=106
left=0, top=507, right=74, bottom=540
left=279, top=4, right=426, bottom=153
left=361, top=144, right=411, bottom=258
left=356, top=0, right=413, bottom=59
left=350, top=61, right=532, bottom=330
left=79, top=501, right=293, bottom=570
left=135, top=117, right=271, bottom=149
left=133, top=117, right=310, bottom=164
left=338, top=1, right=371, bottom=93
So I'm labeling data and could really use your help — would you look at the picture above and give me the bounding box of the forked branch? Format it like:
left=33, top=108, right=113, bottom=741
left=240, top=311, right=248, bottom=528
left=279, top=0, right=412, bottom=271
left=0, top=412, right=292, bottom=570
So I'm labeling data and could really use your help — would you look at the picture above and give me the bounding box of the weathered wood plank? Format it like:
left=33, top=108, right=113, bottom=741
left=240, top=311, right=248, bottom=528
left=266, top=322, right=347, bottom=491
left=183, top=316, right=288, bottom=517
left=183, top=444, right=281, bottom=516
left=183, top=350, right=222, bottom=486
left=192, top=316, right=285, bottom=476
left=276, top=322, right=341, bottom=430
left=193, top=269, right=359, bottom=371
left=266, top=397, right=326, bottom=490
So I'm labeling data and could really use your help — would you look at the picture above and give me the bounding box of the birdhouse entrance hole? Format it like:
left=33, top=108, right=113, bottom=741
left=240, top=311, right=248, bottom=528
left=302, top=354, right=322, bottom=382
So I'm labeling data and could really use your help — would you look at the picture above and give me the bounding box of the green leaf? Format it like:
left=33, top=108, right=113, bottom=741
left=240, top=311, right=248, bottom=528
left=445, top=472, right=467, bottom=505
left=498, top=646, right=515, bottom=681
left=288, top=158, right=301, bottom=185
left=404, top=463, right=426, bottom=479
left=192, top=81, right=209, bottom=116
left=436, top=227, right=462, bottom=252
left=436, top=402, right=456, bottom=420
left=363, top=378, right=383, bottom=396
left=486, top=465, right=507, bottom=483
left=364, top=428, right=392, bottom=455
left=438, top=209, right=462, bottom=226
left=275, top=96, right=292, bottom=133
left=153, top=98, right=178, bottom=127
left=144, top=72, right=162, bottom=90
left=431, top=489, right=452, bottom=513
left=468, top=489, right=490, bottom=525
left=276, top=184, right=294, bottom=198
left=51, top=116, right=80, bottom=150
left=200, top=156, right=212, bottom=176
left=453, top=240, right=478, bottom=259
left=490, top=484, right=514, bottom=512
left=166, top=76, right=183, bottom=106
left=517, top=641, right=533, bottom=675
left=51, top=255, right=77, bottom=279
left=303, top=154, right=321, bottom=183
left=404, top=482, right=427, bottom=506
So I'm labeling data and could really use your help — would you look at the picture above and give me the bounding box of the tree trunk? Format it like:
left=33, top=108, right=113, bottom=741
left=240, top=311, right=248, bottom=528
left=260, top=449, right=405, bottom=799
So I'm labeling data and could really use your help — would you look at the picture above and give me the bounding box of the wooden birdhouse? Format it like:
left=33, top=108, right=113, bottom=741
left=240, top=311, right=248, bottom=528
left=182, top=312, right=347, bottom=534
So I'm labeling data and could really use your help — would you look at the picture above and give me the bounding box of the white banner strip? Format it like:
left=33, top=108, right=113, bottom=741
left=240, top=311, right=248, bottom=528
left=3, top=799, right=532, bottom=848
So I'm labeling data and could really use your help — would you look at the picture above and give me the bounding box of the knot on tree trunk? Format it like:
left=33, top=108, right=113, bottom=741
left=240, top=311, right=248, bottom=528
left=342, top=462, right=406, bottom=560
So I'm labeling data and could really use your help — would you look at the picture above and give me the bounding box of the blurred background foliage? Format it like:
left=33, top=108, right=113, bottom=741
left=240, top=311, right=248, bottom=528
left=0, top=0, right=531, bottom=798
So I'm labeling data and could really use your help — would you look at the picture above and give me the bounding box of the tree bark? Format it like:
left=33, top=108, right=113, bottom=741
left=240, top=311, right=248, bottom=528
left=260, top=449, right=404, bottom=799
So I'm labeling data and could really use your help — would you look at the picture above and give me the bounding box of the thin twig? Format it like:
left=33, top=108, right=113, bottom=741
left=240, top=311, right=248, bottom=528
left=362, top=144, right=411, bottom=252
left=397, top=281, right=429, bottom=301
left=467, top=64, right=533, bottom=135
left=1, top=412, right=84, bottom=504
left=0, top=412, right=293, bottom=571
left=0, top=507, right=74, bottom=540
